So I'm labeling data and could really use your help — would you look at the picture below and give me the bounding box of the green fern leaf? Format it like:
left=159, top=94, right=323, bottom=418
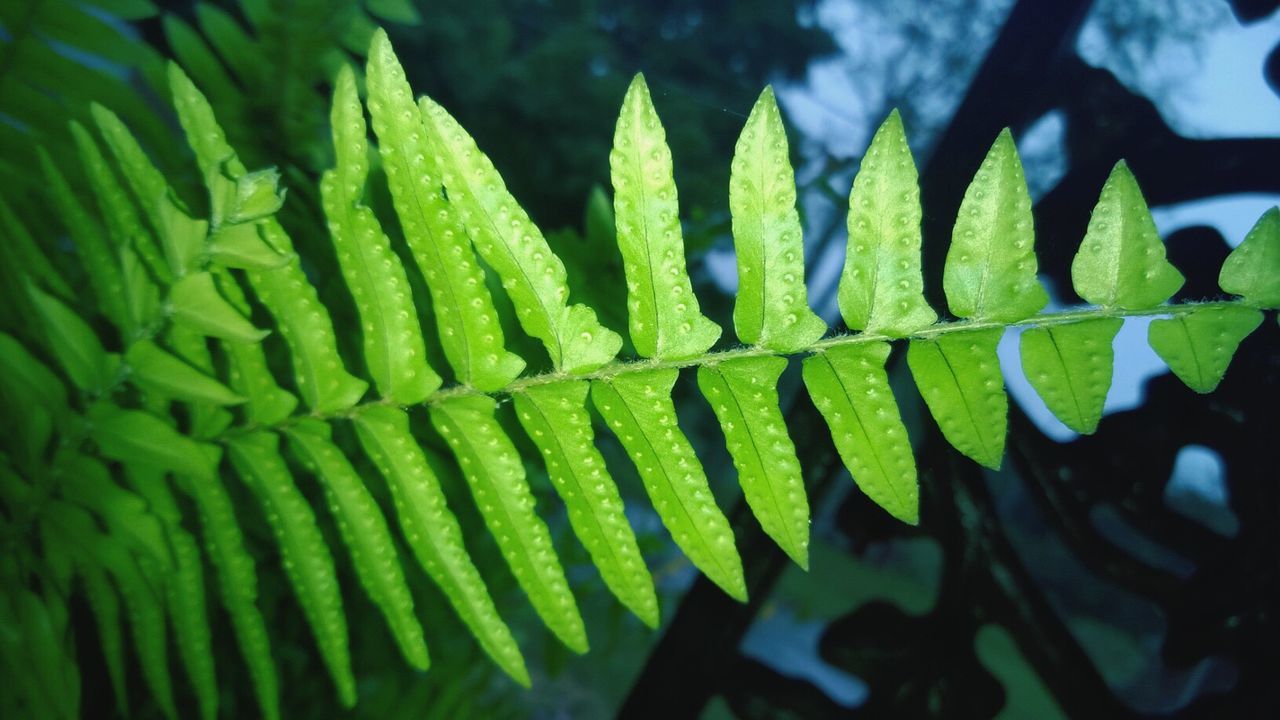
left=164, top=521, right=219, bottom=720
left=80, top=564, right=129, bottom=715
left=365, top=30, right=525, bottom=391
left=323, top=65, right=440, bottom=404
left=698, top=356, right=811, bottom=567
left=154, top=193, right=209, bottom=277
left=124, top=339, right=246, bottom=405
left=37, top=148, right=130, bottom=329
left=162, top=14, right=247, bottom=131
left=87, top=402, right=217, bottom=480
left=1219, top=207, right=1280, bottom=308
left=512, top=381, right=660, bottom=627
left=0, top=332, right=67, bottom=462
left=182, top=459, right=281, bottom=720
left=419, top=94, right=623, bottom=373
left=83, top=104, right=175, bottom=281
left=610, top=74, right=722, bottom=360
left=206, top=223, right=291, bottom=270
left=212, top=267, right=299, bottom=425
left=227, top=432, right=357, bottom=707
left=28, top=284, right=119, bottom=394
left=838, top=110, right=937, bottom=336
left=1148, top=306, right=1263, bottom=394
left=352, top=406, right=531, bottom=687
left=944, top=130, right=1048, bottom=321
left=101, top=540, right=178, bottom=720
left=167, top=271, right=269, bottom=342
left=54, top=451, right=171, bottom=569
left=1071, top=161, right=1184, bottom=309
left=591, top=368, right=747, bottom=601
left=0, top=197, right=75, bottom=300
left=430, top=395, right=589, bottom=653
left=802, top=344, right=918, bottom=524
left=1019, top=318, right=1122, bottom=434
left=192, top=3, right=267, bottom=82
left=170, top=63, right=368, bottom=412
left=729, top=87, right=827, bottom=352
left=67, top=121, right=131, bottom=238
left=285, top=419, right=431, bottom=670
left=907, top=328, right=1008, bottom=469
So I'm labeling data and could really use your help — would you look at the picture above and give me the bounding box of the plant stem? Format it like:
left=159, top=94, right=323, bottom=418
left=223, top=297, right=1260, bottom=437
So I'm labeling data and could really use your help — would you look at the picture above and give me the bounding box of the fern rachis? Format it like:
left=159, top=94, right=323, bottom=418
left=0, top=25, right=1276, bottom=718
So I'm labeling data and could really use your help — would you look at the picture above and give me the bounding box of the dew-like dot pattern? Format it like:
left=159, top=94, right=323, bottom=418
left=802, top=343, right=919, bottom=524
left=590, top=368, right=747, bottom=601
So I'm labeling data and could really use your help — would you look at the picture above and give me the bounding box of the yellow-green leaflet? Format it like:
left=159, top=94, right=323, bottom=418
left=168, top=271, right=269, bottom=343
left=365, top=30, right=524, bottom=391
left=37, top=148, right=129, bottom=330
left=610, top=74, right=722, bottom=360
left=802, top=344, right=918, bottom=524
left=1071, top=161, right=1184, bottom=309
left=944, top=130, right=1047, bottom=322
left=206, top=222, right=291, bottom=270
left=512, top=381, right=659, bottom=628
left=907, top=328, right=1008, bottom=469
left=125, top=339, right=246, bottom=406
left=88, top=403, right=218, bottom=477
left=352, top=406, right=530, bottom=687
left=182, top=459, right=280, bottom=720
left=430, top=395, right=589, bottom=653
left=1148, top=306, right=1263, bottom=394
left=419, top=95, right=623, bottom=373
left=285, top=419, right=431, bottom=670
left=214, top=267, right=298, bottom=425
left=80, top=564, right=128, bottom=715
left=85, top=104, right=175, bottom=283
left=166, top=324, right=235, bottom=439
left=591, top=368, right=747, bottom=601
left=227, top=431, right=357, bottom=707
left=728, top=87, right=826, bottom=352
left=323, top=65, right=440, bottom=404
left=169, top=63, right=368, bottom=413
left=838, top=110, right=937, bottom=337
left=1019, top=318, right=1122, bottom=434
left=28, top=284, right=119, bottom=394
left=69, top=120, right=134, bottom=250
left=1219, top=207, right=1280, bottom=308
left=154, top=192, right=208, bottom=278
left=698, top=356, right=811, bottom=567
left=118, top=246, right=160, bottom=342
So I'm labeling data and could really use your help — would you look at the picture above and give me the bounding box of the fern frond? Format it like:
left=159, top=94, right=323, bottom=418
left=1, top=23, right=1275, bottom=718
left=611, top=74, right=722, bottom=360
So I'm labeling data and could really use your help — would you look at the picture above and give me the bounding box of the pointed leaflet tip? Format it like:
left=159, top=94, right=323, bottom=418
left=1219, top=207, right=1280, bottom=308
left=944, top=128, right=1047, bottom=321
left=837, top=109, right=936, bottom=336
left=416, top=94, right=622, bottom=373
left=610, top=69, right=721, bottom=359
left=1071, top=160, right=1184, bottom=309
left=729, top=84, right=826, bottom=352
